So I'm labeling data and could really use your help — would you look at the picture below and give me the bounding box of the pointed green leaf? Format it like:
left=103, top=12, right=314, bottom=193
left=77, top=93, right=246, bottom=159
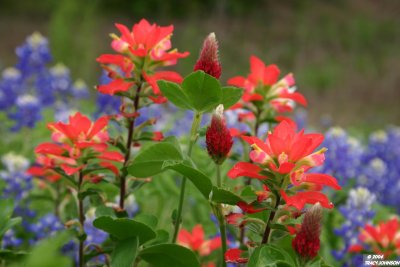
left=220, top=86, right=243, bottom=109
left=248, top=244, right=296, bottom=267
left=158, top=80, right=193, bottom=110
left=182, top=71, right=221, bottom=112
left=93, top=216, right=156, bottom=244
left=127, top=142, right=183, bottom=177
left=139, top=244, right=200, bottom=267
left=167, top=163, right=213, bottom=199
left=111, top=237, right=138, bottom=267
left=211, top=187, right=247, bottom=205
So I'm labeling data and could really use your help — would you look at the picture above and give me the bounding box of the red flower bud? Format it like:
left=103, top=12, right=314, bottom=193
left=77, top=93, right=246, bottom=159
left=194, top=33, right=222, bottom=79
left=292, top=203, right=323, bottom=260
left=206, top=105, right=233, bottom=164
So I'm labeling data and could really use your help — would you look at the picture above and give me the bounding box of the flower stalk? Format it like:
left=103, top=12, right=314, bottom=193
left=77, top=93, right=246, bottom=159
left=119, top=80, right=143, bottom=210
left=77, top=170, right=85, bottom=267
left=172, top=112, right=202, bottom=243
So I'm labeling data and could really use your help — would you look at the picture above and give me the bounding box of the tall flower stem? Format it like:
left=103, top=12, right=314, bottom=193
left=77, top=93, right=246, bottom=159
left=77, top=170, right=85, bottom=267
left=172, top=112, right=202, bottom=243
left=119, top=80, right=143, bottom=209
left=215, top=164, right=227, bottom=267
left=261, top=177, right=284, bottom=244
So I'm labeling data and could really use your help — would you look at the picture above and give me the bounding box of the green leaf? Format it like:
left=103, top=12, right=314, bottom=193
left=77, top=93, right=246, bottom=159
left=93, top=216, right=156, bottom=244
left=0, top=217, right=21, bottom=237
left=166, top=163, right=213, bottom=199
left=248, top=244, right=296, bottom=267
left=182, top=71, right=222, bottom=112
left=0, top=250, right=28, bottom=261
left=145, top=229, right=170, bottom=247
left=0, top=199, right=14, bottom=221
left=111, top=237, right=138, bottom=267
left=220, top=86, right=243, bottom=109
left=127, top=142, right=183, bottom=177
left=211, top=187, right=246, bottom=205
left=139, top=244, right=200, bottom=267
left=158, top=80, right=193, bottom=110
left=134, top=214, right=158, bottom=230
left=12, top=232, right=72, bottom=267
left=240, top=186, right=259, bottom=203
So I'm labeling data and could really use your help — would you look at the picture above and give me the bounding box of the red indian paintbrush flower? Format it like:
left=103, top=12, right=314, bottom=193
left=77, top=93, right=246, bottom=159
left=30, top=112, right=123, bottom=179
left=292, top=203, right=323, bottom=260
left=177, top=224, right=222, bottom=256
left=194, top=33, right=222, bottom=79
left=350, top=217, right=400, bottom=257
left=206, top=104, right=233, bottom=164
left=225, top=248, right=248, bottom=263
left=227, top=55, right=306, bottom=112
left=228, top=120, right=340, bottom=211
left=97, top=19, right=189, bottom=101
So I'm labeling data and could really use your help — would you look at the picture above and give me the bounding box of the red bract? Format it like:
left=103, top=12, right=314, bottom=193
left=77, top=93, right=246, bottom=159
left=113, top=19, right=189, bottom=64
left=231, top=121, right=340, bottom=189
left=225, top=248, right=248, bottom=263
left=206, top=105, right=233, bottom=164
left=281, top=190, right=333, bottom=210
left=356, top=218, right=400, bottom=256
left=228, top=120, right=340, bottom=211
left=31, top=112, right=123, bottom=178
left=97, top=19, right=189, bottom=99
left=177, top=224, right=222, bottom=256
left=227, top=55, right=306, bottom=115
left=194, top=33, right=222, bottom=79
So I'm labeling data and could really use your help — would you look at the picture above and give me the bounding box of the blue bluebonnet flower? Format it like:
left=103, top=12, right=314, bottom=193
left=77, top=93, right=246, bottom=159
left=15, top=32, right=52, bottom=76
left=0, top=32, right=89, bottom=131
left=358, top=128, right=400, bottom=211
left=8, top=94, right=42, bottom=131
left=1, top=229, right=23, bottom=249
left=0, top=68, right=22, bottom=110
left=124, top=195, right=140, bottom=218
left=28, top=213, right=64, bottom=243
left=333, top=187, right=376, bottom=266
left=313, top=127, right=363, bottom=185
left=0, top=152, right=33, bottom=203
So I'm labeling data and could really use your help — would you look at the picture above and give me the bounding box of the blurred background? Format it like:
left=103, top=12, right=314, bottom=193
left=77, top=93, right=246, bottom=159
left=1, top=0, right=399, bottom=130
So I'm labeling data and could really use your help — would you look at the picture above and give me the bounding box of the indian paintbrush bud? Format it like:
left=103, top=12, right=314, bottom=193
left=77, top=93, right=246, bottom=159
left=292, top=203, right=323, bottom=260
left=194, top=32, right=222, bottom=79
left=206, top=104, right=233, bottom=165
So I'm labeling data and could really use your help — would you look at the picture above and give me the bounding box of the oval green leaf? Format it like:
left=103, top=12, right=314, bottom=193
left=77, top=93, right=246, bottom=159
left=93, top=216, right=156, bottom=244
left=139, top=244, right=200, bottom=267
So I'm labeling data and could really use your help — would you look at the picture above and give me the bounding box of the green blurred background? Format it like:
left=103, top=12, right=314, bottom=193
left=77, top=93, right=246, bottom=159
left=1, top=0, right=399, bottom=130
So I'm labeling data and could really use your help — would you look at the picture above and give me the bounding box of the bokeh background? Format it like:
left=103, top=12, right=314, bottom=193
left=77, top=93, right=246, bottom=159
left=1, top=0, right=399, bottom=131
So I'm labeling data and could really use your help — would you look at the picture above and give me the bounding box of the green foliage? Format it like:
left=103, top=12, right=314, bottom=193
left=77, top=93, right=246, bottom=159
left=248, top=244, right=296, bottom=267
left=0, top=199, right=21, bottom=238
left=93, top=216, right=156, bottom=244
left=159, top=71, right=242, bottom=113
left=111, top=237, right=139, bottom=267
left=139, top=244, right=200, bottom=267
left=11, top=232, right=72, bottom=267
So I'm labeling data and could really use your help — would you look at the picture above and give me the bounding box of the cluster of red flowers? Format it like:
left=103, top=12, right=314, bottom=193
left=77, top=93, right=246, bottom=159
left=29, top=113, right=123, bottom=182
left=97, top=19, right=189, bottom=103
left=226, top=56, right=307, bottom=134
left=350, top=217, right=400, bottom=257
left=224, top=120, right=341, bottom=262
left=178, top=225, right=222, bottom=267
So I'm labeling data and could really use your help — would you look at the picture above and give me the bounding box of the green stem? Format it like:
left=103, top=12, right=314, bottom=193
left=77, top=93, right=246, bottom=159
left=216, top=164, right=227, bottom=267
left=119, top=80, right=143, bottom=209
left=261, top=177, right=285, bottom=244
left=172, top=112, right=202, bottom=243
left=77, top=171, right=85, bottom=267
